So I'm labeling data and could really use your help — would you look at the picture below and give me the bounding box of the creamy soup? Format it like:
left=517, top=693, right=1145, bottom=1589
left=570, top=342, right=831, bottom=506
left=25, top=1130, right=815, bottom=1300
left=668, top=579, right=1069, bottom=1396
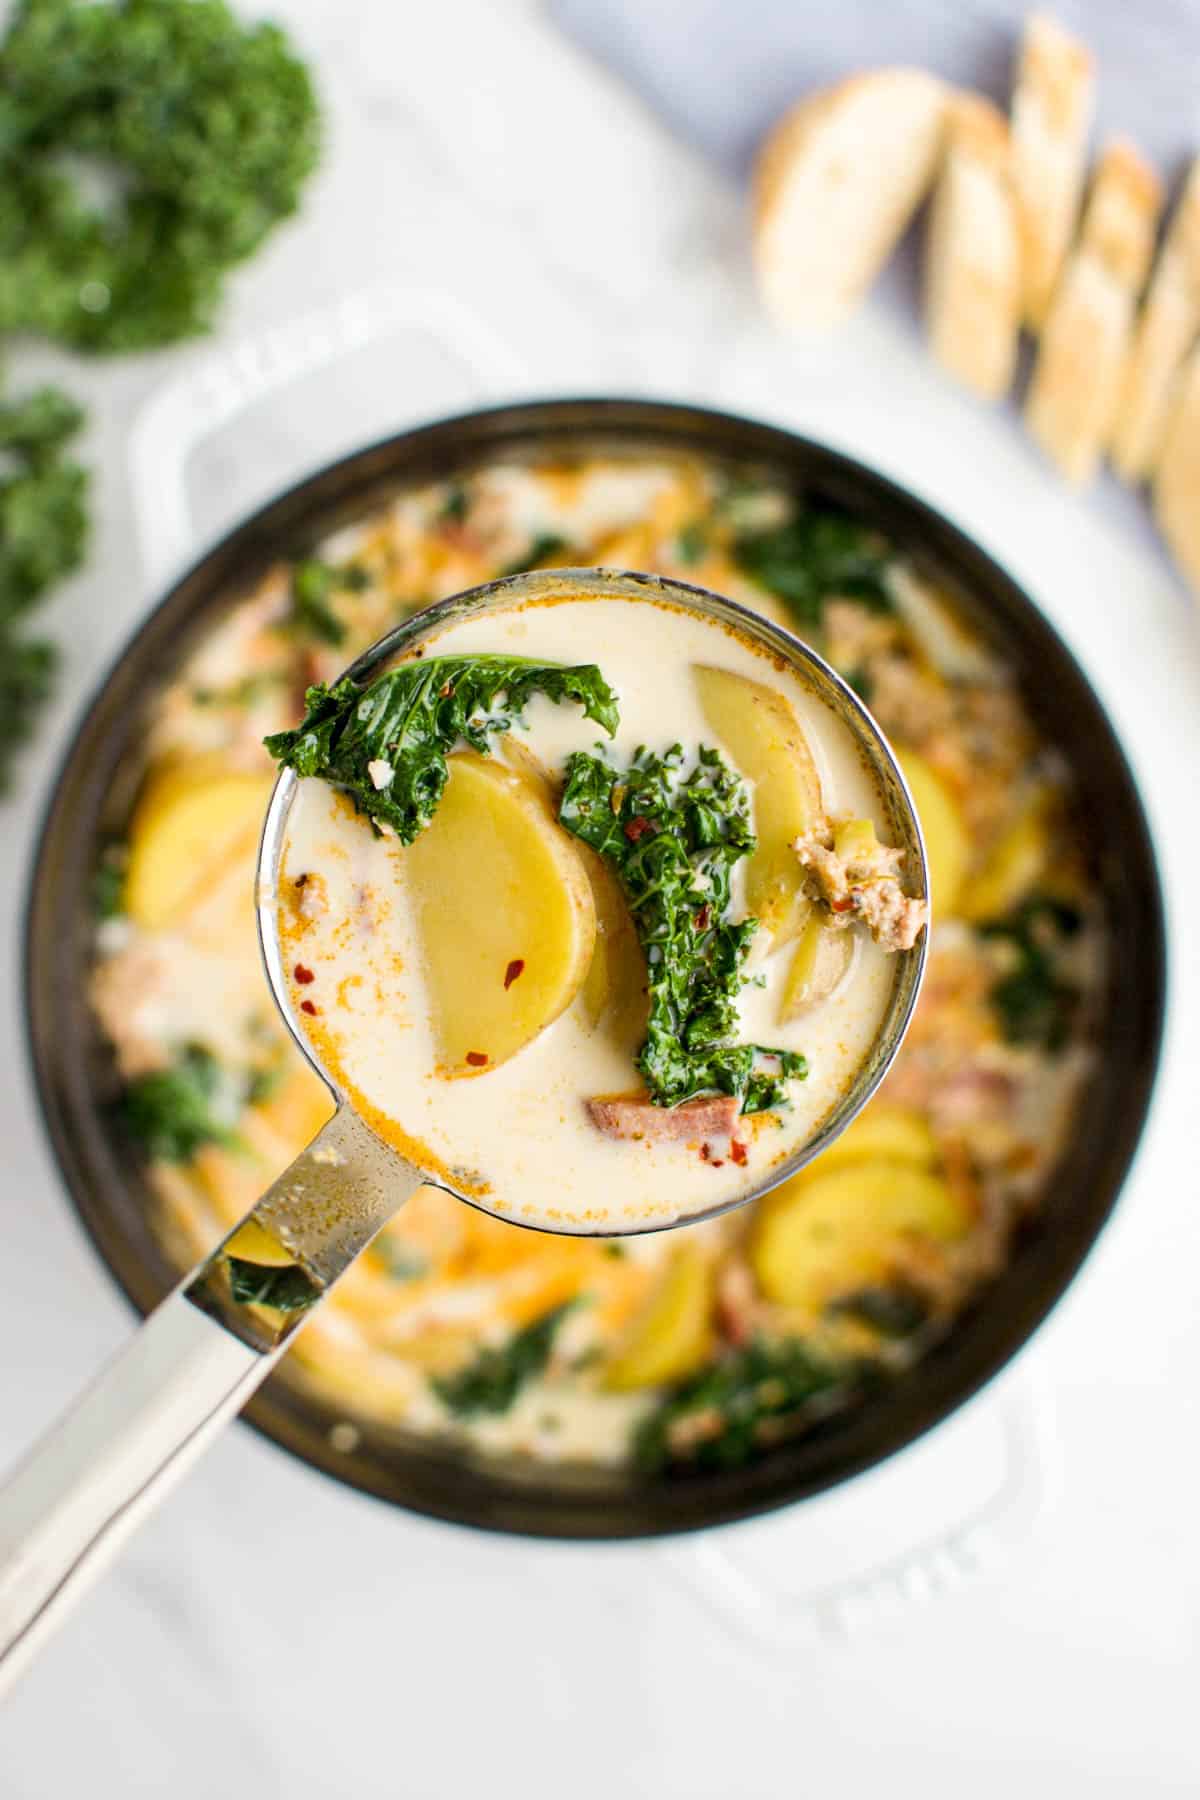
left=274, top=591, right=917, bottom=1232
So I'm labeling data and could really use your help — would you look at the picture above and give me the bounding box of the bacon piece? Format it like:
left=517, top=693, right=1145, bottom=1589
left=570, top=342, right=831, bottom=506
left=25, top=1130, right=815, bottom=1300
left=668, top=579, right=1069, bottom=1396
left=585, top=1092, right=742, bottom=1144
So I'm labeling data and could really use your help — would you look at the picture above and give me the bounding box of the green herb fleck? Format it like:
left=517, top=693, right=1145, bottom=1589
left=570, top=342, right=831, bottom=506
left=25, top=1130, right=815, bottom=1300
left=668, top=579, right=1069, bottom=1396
left=635, top=1338, right=853, bottom=1473
left=559, top=744, right=806, bottom=1113
left=91, top=842, right=128, bottom=920
left=733, top=507, right=892, bottom=627
left=831, top=1284, right=929, bottom=1338
left=440, top=486, right=469, bottom=525
left=675, top=522, right=707, bottom=564
left=499, top=533, right=570, bottom=577
left=433, top=1302, right=576, bottom=1417
left=265, top=655, right=618, bottom=845
left=192, top=671, right=287, bottom=709
left=0, top=385, right=88, bottom=792
left=979, top=894, right=1083, bottom=1052
left=120, top=1044, right=238, bottom=1163
left=227, top=1258, right=319, bottom=1314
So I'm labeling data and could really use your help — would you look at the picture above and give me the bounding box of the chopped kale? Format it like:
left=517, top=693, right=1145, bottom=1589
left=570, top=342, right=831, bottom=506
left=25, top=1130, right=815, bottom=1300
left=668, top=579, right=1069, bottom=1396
left=91, top=842, right=127, bottom=920
left=0, top=0, right=321, bottom=353
left=733, top=506, right=892, bottom=628
left=243, top=1061, right=287, bottom=1107
left=0, top=384, right=88, bottom=791
left=288, top=558, right=369, bottom=647
left=433, top=1302, right=575, bottom=1417
left=831, top=1283, right=930, bottom=1339
left=120, top=1044, right=237, bottom=1163
left=265, top=654, right=618, bottom=845
left=191, top=671, right=287, bottom=709
left=979, top=894, right=1083, bottom=1052
left=559, top=744, right=806, bottom=1113
left=635, top=1338, right=853, bottom=1473
left=843, top=665, right=874, bottom=706
left=439, top=485, right=469, bottom=524
left=227, top=1258, right=320, bottom=1313
left=499, top=533, right=570, bottom=578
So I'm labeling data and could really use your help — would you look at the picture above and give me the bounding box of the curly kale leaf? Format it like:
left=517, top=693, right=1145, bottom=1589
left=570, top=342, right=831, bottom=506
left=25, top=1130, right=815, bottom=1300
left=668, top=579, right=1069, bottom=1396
left=119, top=1044, right=239, bottom=1164
left=559, top=745, right=806, bottom=1113
left=0, top=0, right=320, bottom=352
left=0, top=384, right=88, bottom=792
left=733, top=506, right=892, bottom=628
left=433, top=1302, right=575, bottom=1417
left=227, top=1258, right=320, bottom=1314
left=287, top=558, right=369, bottom=646
left=634, top=1338, right=855, bottom=1474
left=979, top=894, right=1083, bottom=1052
left=265, top=655, right=619, bottom=845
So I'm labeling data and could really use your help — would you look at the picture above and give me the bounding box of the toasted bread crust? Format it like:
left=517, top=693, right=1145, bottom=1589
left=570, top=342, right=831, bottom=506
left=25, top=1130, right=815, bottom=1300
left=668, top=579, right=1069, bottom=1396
left=1154, top=343, right=1200, bottom=596
left=1112, top=158, right=1200, bottom=482
left=1011, top=13, right=1096, bottom=326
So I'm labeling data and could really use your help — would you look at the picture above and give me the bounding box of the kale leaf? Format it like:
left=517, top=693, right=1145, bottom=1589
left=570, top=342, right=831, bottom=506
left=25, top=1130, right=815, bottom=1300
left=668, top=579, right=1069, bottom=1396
left=0, top=0, right=321, bottom=353
left=979, top=894, right=1083, bottom=1052
left=265, top=655, right=619, bottom=845
left=288, top=558, right=369, bottom=647
left=119, top=1044, right=238, bottom=1163
left=0, top=384, right=88, bottom=791
left=733, top=506, right=892, bottom=627
left=559, top=744, right=806, bottom=1112
left=433, top=1301, right=575, bottom=1417
left=634, top=1338, right=853, bottom=1473
left=498, top=533, right=570, bottom=578
left=227, top=1257, right=320, bottom=1314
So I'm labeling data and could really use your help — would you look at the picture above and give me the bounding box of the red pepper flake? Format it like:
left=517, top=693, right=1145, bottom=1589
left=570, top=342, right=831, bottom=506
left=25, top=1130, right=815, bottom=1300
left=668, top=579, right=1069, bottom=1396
left=624, top=815, right=652, bottom=843
left=832, top=897, right=856, bottom=914
left=413, top=646, right=426, bottom=658
left=465, top=1050, right=489, bottom=1067
left=730, top=1139, right=748, bottom=1167
left=293, top=963, right=315, bottom=984
left=300, top=999, right=318, bottom=1016
left=699, top=1142, right=710, bottom=1161
left=295, top=873, right=309, bottom=889
left=695, top=904, right=711, bottom=931
left=504, top=958, right=525, bottom=989
left=709, top=1158, right=724, bottom=1168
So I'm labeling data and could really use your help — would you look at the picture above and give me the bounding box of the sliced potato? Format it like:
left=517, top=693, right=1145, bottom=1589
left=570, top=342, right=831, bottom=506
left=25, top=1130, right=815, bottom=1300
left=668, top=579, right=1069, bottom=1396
left=778, top=910, right=853, bottom=1021
left=402, top=752, right=596, bottom=1076
left=894, top=747, right=968, bottom=916
left=604, top=1242, right=714, bottom=1391
left=579, top=844, right=648, bottom=1042
left=694, top=664, right=824, bottom=945
left=959, top=790, right=1050, bottom=922
left=751, top=1157, right=969, bottom=1314
left=125, top=761, right=274, bottom=930
left=223, top=1217, right=293, bottom=1267
left=817, top=1103, right=938, bottom=1174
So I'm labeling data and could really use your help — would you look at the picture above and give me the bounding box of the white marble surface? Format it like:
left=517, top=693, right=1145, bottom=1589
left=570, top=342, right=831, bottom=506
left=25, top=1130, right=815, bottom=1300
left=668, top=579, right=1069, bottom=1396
left=2, top=1, right=1199, bottom=1791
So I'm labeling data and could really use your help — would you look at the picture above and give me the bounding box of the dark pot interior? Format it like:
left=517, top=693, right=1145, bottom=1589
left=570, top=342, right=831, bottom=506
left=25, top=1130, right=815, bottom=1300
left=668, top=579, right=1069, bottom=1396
left=24, top=399, right=1167, bottom=1538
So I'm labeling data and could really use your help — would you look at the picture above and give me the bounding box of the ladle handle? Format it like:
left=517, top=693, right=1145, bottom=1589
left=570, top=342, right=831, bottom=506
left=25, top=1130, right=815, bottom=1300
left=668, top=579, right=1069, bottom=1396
left=0, top=1108, right=421, bottom=1696
left=0, top=1289, right=272, bottom=1696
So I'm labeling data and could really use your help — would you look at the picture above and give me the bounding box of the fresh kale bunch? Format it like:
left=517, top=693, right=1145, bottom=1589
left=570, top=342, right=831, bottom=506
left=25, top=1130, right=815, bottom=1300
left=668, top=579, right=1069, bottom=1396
left=635, top=1338, right=853, bottom=1473
left=433, top=1302, right=576, bottom=1417
left=0, top=0, right=320, bottom=352
left=559, top=744, right=806, bottom=1112
left=733, top=505, right=892, bottom=628
left=227, top=1258, right=320, bottom=1314
left=265, top=655, right=619, bottom=844
left=0, top=386, right=88, bottom=791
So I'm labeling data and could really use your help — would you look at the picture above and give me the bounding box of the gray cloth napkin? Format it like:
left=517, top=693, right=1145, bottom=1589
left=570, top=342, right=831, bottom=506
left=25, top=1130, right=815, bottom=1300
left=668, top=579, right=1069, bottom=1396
left=551, top=0, right=1200, bottom=185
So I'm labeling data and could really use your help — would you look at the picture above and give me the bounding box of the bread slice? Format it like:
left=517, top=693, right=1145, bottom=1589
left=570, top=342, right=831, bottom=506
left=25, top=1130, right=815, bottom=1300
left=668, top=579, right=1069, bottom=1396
left=1154, top=341, right=1200, bottom=596
left=924, top=93, right=1021, bottom=400
left=1111, top=159, right=1200, bottom=483
left=753, top=69, right=947, bottom=330
left=1025, top=139, right=1163, bottom=486
left=1010, top=13, right=1096, bottom=326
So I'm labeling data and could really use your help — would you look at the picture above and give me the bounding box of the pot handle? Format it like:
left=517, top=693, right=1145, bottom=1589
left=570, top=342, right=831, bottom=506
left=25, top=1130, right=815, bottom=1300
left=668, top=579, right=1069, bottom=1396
left=127, top=279, right=530, bottom=589
left=659, top=1371, right=1052, bottom=1649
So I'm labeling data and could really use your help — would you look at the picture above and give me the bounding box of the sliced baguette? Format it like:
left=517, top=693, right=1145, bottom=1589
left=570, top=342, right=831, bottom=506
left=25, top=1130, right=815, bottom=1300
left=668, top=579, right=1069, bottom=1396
left=1025, top=139, right=1163, bottom=486
left=753, top=69, right=947, bottom=330
left=1111, top=159, right=1200, bottom=483
left=924, top=93, right=1021, bottom=401
left=1154, top=341, right=1200, bottom=596
left=1010, top=13, right=1096, bottom=326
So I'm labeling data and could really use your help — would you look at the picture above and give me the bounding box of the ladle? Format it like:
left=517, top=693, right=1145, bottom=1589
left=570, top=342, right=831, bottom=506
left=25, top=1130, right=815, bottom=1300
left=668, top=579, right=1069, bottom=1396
left=0, top=568, right=926, bottom=1691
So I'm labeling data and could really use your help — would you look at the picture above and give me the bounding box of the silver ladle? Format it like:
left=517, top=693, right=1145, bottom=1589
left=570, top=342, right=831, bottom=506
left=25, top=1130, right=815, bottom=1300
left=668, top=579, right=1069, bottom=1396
left=0, top=568, right=926, bottom=1691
